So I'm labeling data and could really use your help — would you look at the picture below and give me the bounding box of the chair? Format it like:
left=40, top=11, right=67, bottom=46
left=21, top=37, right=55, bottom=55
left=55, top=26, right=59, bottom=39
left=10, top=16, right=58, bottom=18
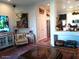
left=15, top=33, right=28, bottom=45
left=55, top=40, right=65, bottom=47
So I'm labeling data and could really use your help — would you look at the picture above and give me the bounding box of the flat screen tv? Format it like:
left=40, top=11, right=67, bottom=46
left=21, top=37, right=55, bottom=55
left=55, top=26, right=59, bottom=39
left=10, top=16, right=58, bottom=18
left=0, top=15, right=10, bottom=32
left=59, top=14, right=66, bottom=20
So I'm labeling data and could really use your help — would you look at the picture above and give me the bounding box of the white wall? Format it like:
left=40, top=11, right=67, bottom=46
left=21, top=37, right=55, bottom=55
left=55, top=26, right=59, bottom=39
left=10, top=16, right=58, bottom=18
left=50, top=0, right=57, bottom=46
left=35, top=0, right=49, bottom=41
left=0, top=1, right=49, bottom=41
left=0, top=2, right=16, bottom=32
left=67, top=12, right=79, bottom=26
left=14, top=0, right=49, bottom=41
left=0, top=2, right=32, bottom=33
left=27, top=4, right=37, bottom=39
left=15, top=6, right=30, bottom=33
left=36, top=7, right=47, bottom=40
left=0, top=2, right=36, bottom=41
left=22, top=0, right=49, bottom=41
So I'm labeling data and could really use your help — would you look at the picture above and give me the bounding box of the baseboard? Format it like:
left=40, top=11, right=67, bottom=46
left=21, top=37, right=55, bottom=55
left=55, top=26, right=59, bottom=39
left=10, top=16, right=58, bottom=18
left=38, top=37, right=50, bottom=42
left=0, top=45, right=13, bottom=51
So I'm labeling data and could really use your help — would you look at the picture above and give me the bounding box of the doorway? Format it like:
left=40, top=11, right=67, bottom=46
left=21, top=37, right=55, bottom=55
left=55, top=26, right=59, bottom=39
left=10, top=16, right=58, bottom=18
left=36, top=4, right=50, bottom=46
left=47, top=20, right=50, bottom=38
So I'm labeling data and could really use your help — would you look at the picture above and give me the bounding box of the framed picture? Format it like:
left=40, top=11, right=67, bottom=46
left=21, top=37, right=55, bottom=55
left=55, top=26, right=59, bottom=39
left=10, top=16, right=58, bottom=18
left=16, top=13, right=21, bottom=19
left=17, top=13, right=28, bottom=28
left=39, top=8, right=44, bottom=14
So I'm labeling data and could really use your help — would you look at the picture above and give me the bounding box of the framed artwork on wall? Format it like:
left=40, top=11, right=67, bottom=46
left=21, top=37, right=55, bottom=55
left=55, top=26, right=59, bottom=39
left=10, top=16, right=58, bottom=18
left=39, top=8, right=44, bottom=14
left=16, top=13, right=21, bottom=19
left=17, top=13, right=28, bottom=28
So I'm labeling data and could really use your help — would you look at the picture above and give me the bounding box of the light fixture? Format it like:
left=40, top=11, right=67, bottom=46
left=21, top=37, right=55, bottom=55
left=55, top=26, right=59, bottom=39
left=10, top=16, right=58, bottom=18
left=8, top=0, right=11, bottom=2
left=63, top=6, right=66, bottom=9
left=67, top=0, right=70, bottom=4
left=77, top=4, right=79, bottom=6
left=13, top=4, right=16, bottom=8
left=72, top=11, right=79, bottom=15
left=47, top=3, right=50, bottom=6
left=12, top=0, right=16, bottom=8
left=69, top=6, right=73, bottom=9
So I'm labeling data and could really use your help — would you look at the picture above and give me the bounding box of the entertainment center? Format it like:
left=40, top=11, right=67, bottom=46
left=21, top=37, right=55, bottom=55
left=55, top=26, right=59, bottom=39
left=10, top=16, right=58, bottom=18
left=0, top=15, right=15, bottom=49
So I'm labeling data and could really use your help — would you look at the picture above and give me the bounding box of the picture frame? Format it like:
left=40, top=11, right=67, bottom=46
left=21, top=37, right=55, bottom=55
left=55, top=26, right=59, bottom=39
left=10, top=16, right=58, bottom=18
left=39, top=8, right=44, bottom=14
left=16, top=13, right=21, bottom=19
left=17, top=13, right=28, bottom=28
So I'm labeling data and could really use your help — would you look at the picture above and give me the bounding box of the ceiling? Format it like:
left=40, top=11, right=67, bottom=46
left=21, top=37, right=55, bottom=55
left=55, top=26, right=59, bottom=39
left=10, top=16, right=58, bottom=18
left=0, top=0, right=45, bottom=6
left=56, top=0, right=79, bottom=13
left=1, top=0, right=79, bottom=13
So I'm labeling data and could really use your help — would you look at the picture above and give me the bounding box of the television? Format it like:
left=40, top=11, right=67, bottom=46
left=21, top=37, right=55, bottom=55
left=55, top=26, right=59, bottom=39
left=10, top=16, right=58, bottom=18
left=0, top=15, right=10, bottom=32
left=59, top=14, right=66, bottom=20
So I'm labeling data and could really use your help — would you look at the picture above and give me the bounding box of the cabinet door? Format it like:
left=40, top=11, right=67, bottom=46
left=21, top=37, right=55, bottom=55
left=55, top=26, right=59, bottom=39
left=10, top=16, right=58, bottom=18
left=0, top=36, right=7, bottom=48
left=8, top=35, right=13, bottom=45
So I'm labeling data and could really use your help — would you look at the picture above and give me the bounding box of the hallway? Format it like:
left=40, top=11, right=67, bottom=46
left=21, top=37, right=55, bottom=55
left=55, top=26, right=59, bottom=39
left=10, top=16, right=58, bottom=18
left=37, top=38, right=50, bottom=46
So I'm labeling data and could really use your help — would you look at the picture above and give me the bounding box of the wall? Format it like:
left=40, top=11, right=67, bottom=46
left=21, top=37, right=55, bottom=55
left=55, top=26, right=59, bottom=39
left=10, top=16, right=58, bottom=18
left=67, top=12, right=79, bottom=26
left=15, top=5, right=30, bottom=33
left=0, top=2, right=34, bottom=33
left=56, top=12, right=79, bottom=47
left=0, top=2, right=16, bottom=32
left=15, top=0, right=49, bottom=41
left=27, top=4, right=37, bottom=39
left=0, top=1, right=49, bottom=41
left=0, top=0, right=49, bottom=40
left=23, top=0, right=49, bottom=41
left=50, top=0, right=79, bottom=47
left=36, top=7, right=48, bottom=40
left=50, top=0, right=56, bottom=46
left=35, top=0, right=49, bottom=41
left=58, top=11, right=79, bottom=26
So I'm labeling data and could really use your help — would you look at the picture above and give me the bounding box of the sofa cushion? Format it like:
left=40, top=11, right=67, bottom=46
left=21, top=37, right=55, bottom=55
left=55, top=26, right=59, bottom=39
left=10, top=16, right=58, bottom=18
left=64, top=40, right=77, bottom=48
left=55, top=40, right=65, bottom=47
